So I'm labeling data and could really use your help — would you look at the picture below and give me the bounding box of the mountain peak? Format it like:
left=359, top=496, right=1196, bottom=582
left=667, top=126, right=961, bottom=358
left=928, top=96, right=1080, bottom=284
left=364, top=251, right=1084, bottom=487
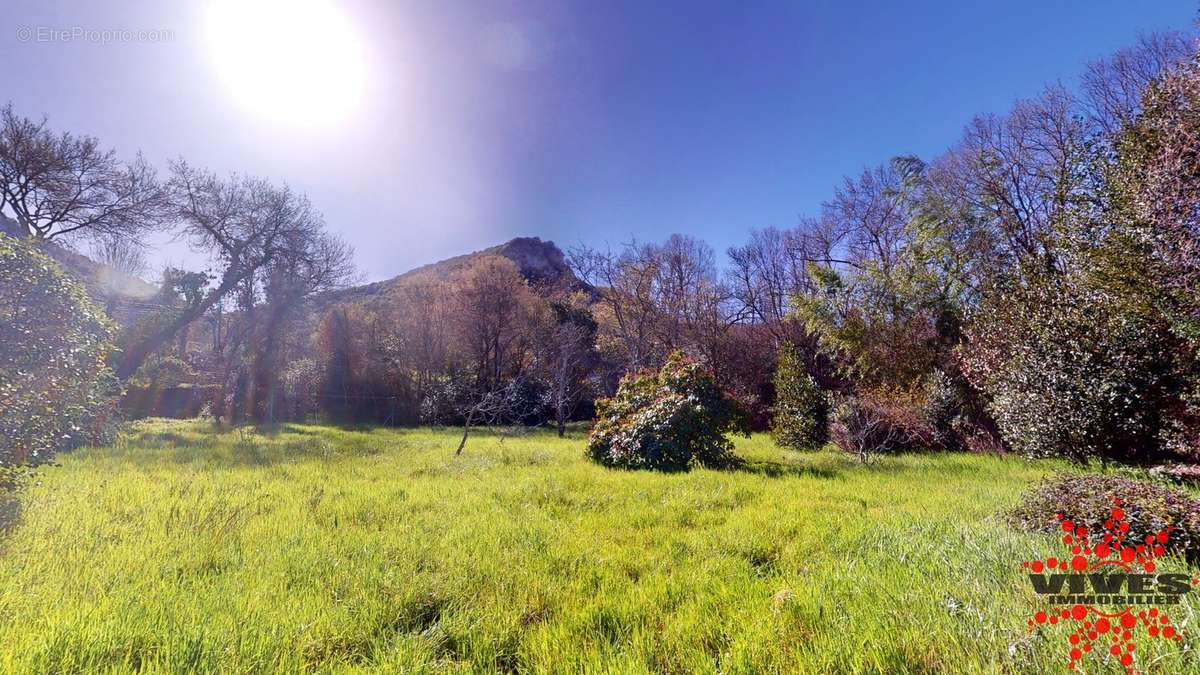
left=316, top=236, right=589, bottom=308
left=487, top=236, right=573, bottom=285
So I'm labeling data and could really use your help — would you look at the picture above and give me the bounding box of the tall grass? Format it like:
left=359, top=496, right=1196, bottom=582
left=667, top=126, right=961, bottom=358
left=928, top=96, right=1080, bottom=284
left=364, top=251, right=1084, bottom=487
left=0, top=420, right=1195, bottom=673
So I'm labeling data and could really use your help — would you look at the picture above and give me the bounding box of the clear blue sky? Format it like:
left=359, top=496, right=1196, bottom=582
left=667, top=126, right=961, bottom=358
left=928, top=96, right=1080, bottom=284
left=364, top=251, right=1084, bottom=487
left=2, top=0, right=1196, bottom=280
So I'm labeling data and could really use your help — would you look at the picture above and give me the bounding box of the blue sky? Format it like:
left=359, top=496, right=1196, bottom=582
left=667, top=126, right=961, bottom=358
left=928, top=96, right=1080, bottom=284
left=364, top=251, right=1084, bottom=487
left=2, top=0, right=1196, bottom=280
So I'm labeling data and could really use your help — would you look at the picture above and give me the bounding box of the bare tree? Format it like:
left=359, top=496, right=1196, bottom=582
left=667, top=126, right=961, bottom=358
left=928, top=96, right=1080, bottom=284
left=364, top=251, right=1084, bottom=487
left=450, top=377, right=528, bottom=455
left=0, top=104, right=168, bottom=242
left=823, top=162, right=910, bottom=277
left=727, top=226, right=805, bottom=329
left=537, top=295, right=597, bottom=436
left=89, top=233, right=149, bottom=279
left=652, top=234, right=728, bottom=352
left=936, top=86, right=1090, bottom=275
left=1082, top=31, right=1194, bottom=136
left=725, top=222, right=845, bottom=361
left=570, top=242, right=662, bottom=372
left=649, top=234, right=741, bottom=382
left=117, top=161, right=337, bottom=380
left=571, top=237, right=738, bottom=385
left=391, top=272, right=454, bottom=400
left=450, top=255, right=540, bottom=389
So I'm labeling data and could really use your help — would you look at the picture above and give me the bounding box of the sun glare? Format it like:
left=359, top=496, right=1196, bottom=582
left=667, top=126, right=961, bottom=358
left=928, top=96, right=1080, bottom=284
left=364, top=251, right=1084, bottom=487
left=205, top=0, right=366, bottom=128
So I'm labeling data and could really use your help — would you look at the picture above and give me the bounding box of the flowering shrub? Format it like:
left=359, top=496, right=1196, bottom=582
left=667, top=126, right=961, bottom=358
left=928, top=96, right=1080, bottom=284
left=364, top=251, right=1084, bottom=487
left=0, top=235, right=119, bottom=471
left=771, top=342, right=827, bottom=449
left=587, top=352, right=748, bottom=470
left=1009, top=474, right=1200, bottom=563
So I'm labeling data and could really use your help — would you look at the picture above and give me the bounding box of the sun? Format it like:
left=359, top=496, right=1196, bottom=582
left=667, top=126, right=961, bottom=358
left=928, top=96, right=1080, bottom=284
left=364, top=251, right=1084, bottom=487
left=205, top=0, right=366, bottom=128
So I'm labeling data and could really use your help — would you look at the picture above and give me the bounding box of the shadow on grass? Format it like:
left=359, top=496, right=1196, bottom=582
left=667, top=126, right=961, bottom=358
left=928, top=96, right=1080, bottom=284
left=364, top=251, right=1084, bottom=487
left=0, top=490, right=21, bottom=545
left=126, top=430, right=208, bottom=448
left=114, top=421, right=387, bottom=469
left=731, top=459, right=840, bottom=480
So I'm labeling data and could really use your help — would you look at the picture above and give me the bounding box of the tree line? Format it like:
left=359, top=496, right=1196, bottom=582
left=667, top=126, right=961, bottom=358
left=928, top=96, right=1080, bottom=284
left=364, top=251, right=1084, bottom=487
left=3, top=31, right=1200, bottom=466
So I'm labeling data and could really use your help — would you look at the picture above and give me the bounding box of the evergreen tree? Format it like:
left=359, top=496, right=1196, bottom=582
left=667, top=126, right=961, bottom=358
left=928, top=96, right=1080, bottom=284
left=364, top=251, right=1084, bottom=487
left=771, top=342, right=827, bottom=449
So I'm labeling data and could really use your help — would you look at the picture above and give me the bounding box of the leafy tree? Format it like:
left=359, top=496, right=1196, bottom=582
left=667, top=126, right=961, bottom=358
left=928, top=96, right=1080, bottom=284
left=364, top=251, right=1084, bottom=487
left=953, top=40, right=1200, bottom=464
left=960, top=268, right=1180, bottom=462
left=1110, top=56, right=1200, bottom=341
left=942, top=37, right=1200, bottom=464
left=770, top=342, right=827, bottom=449
left=587, top=352, right=748, bottom=471
left=245, top=226, right=354, bottom=422
left=793, top=157, right=969, bottom=391
left=0, top=235, right=118, bottom=470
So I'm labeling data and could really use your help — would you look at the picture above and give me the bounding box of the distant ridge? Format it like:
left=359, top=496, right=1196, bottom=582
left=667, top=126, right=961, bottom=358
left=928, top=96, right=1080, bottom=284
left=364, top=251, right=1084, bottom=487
left=0, top=212, right=160, bottom=325
left=317, top=236, right=590, bottom=308
left=0, top=220, right=589, bottom=325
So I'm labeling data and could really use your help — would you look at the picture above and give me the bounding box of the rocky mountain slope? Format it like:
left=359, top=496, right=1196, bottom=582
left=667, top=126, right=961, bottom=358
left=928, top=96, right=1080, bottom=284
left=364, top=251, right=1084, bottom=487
left=316, top=236, right=590, bottom=308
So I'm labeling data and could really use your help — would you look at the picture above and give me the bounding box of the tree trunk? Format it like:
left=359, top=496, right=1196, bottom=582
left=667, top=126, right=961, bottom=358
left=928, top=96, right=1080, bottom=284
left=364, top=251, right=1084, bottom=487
left=251, top=300, right=289, bottom=423
left=456, top=410, right=475, bottom=455
left=117, top=270, right=243, bottom=380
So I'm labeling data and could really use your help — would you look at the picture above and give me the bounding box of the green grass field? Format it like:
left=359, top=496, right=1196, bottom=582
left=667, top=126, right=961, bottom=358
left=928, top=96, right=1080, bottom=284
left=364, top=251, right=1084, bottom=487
left=1, top=420, right=1197, bottom=674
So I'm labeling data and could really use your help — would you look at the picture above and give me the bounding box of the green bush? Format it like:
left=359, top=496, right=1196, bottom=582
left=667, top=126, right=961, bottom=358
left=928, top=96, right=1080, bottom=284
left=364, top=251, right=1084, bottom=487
left=128, top=354, right=196, bottom=389
left=1009, top=474, right=1200, bottom=563
left=920, top=369, right=961, bottom=448
left=961, top=272, right=1178, bottom=463
left=770, top=342, right=827, bottom=449
left=587, top=352, right=749, bottom=471
left=0, top=235, right=119, bottom=467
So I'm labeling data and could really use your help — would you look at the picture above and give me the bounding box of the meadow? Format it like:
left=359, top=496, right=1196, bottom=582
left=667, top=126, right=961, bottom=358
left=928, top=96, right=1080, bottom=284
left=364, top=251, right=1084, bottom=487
left=1, top=420, right=1197, bottom=674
